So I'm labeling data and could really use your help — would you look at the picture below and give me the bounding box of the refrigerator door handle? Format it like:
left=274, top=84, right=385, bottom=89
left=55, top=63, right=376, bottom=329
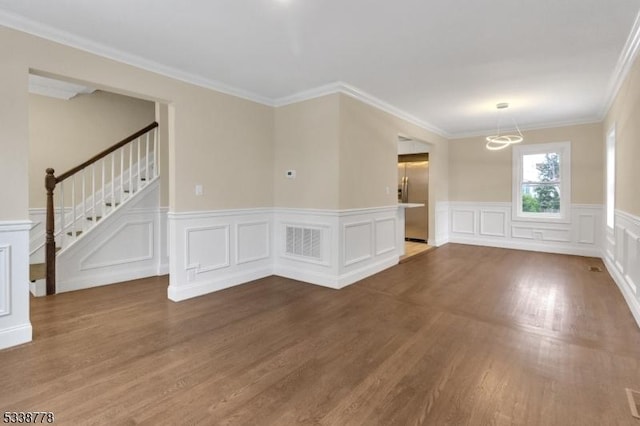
left=403, top=177, right=409, bottom=203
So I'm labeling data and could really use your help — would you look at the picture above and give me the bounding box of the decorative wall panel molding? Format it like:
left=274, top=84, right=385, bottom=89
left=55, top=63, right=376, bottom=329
left=343, top=220, right=373, bottom=266
left=0, top=245, right=10, bottom=317
left=236, top=221, right=270, bottom=265
left=273, top=206, right=399, bottom=290
left=55, top=183, right=167, bottom=293
left=602, top=209, right=640, bottom=328
left=479, top=210, right=507, bottom=237
left=168, top=208, right=274, bottom=302
left=451, top=209, right=475, bottom=235
left=80, top=221, right=154, bottom=270
left=185, top=225, right=230, bottom=275
left=448, top=202, right=602, bottom=257
left=375, top=217, right=396, bottom=256
left=0, top=221, right=32, bottom=350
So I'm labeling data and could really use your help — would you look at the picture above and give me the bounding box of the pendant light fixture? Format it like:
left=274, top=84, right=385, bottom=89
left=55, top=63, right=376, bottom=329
left=485, top=102, right=523, bottom=151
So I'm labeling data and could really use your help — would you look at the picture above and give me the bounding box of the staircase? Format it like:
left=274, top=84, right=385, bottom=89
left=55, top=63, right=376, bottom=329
left=37, top=122, right=159, bottom=295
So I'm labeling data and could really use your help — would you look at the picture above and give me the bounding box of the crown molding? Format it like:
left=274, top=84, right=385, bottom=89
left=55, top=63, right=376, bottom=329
left=448, top=116, right=602, bottom=140
left=272, top=82, right=344, bottom=107
left=274, top=81, right=450, bottom=138
left=600, top=10, right=640, bottom=118
left=0, top=11, right=449, bottom=137
left=4, top=7, right=634, bottom=139
left=0, top=10, right=274, bottom=106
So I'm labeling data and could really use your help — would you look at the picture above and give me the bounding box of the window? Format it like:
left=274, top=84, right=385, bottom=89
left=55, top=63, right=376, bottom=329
left=513, top=142, right=571, bottom=222
left=606, top=127, right=615, bottom=229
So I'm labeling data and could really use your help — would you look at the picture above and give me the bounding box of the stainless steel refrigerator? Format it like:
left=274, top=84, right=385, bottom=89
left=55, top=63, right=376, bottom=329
left=398, top=157, right=429, bottom=242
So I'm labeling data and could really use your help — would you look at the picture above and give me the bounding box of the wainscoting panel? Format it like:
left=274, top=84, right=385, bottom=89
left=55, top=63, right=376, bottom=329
left=434, top=201, right=450, bottom=246
left=337, top=208, right=399, bottom=288
left=236, top=221, right=270, bottom=265
left=624, top=229, right=639, bottom=294
left=80, top=221, right=154, bottom=270
left=272, top=207, right=400, bottom=291
left=343, top=221, right=373, bottom=266
left=451, top=209, right=475, bottom=235
left=577, top=214, right=596, bottom=244
left=0, top=221, right=32, bottom=350
left=480, top=210, right=507, bottom=237
left=168, top=209, right=274, bottom=302
left=603, top=210, right=640, bottom=328
left=375, top=217, right=396, bottom=256
left=56, top=183, right=166, bottom=293
left=0, top=244, right=10, bottom=317
left=185, top=225, right=230, bottom=274
left=448, top=202, right=602, bottom=257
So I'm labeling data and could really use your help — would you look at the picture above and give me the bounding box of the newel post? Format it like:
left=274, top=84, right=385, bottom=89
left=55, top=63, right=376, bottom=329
left=45, top=168, right=57, bottom=296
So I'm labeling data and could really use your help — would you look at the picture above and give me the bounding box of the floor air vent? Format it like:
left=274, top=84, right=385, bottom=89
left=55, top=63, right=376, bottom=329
left=589, top=266, right=603, bottom=272
left=286, top=226, right=321, bottom=260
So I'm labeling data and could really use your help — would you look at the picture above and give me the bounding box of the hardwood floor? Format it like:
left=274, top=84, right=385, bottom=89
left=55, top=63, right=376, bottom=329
left=399, top=240, right=433, bottom=262
left=2, top=244, right=640, bottom=425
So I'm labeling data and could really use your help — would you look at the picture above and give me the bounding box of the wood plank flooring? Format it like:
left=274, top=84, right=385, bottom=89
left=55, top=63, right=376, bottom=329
left=399, top=241, right=433, bottom=262
left=2, top=244, right=640, bottom=425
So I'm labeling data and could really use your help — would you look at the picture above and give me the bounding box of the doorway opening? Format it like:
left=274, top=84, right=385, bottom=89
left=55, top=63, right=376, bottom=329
left=27, top=71, right=170, bottom=296
left=397, top=137, right=432, bottom=260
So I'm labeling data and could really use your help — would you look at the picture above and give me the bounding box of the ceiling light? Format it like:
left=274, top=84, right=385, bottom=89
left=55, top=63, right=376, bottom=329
left=485, top=102, right=523, bottom=151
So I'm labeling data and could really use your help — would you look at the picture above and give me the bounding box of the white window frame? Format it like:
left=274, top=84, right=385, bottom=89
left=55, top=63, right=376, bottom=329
left=606, top=126, right=616, bottom=230
left=512, top=141, right=571, bottom=223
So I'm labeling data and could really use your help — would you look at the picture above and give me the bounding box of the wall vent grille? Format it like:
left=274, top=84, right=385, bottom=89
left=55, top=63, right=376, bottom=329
left=286, top=226, right=321, bottom=260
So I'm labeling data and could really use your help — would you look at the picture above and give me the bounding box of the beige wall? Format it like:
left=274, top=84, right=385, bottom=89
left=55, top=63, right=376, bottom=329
left=273, top=93, right=449, bottom=211
left=0, top=53, right=29, bottom=220
left=0, top=26, right=274, bottom=221
left=604, top=54, right=640, bottom=217
left=338, top=94, right=448, bottom=209
left=337, top=94, right=449, bottom=242
left=449, top=122, right=604, bottom=204
left=274, top=94, right=340, bottom=209
left=28, top=91, right=155, bottom=208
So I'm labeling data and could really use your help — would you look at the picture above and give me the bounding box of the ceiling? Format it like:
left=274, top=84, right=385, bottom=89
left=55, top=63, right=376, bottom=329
left=1, top=0, right=639, bottom=138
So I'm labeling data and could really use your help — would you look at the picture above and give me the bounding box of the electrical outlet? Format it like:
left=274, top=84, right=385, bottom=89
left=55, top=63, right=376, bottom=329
left=195, top=184, right=203, bottom=196
left=286, top=170, right=296, bottom=179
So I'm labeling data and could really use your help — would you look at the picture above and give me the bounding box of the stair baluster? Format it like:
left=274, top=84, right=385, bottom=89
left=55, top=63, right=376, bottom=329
left=43, top=122, right=159, bottom=295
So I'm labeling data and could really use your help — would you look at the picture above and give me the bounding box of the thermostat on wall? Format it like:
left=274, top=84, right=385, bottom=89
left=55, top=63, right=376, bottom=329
left=286, top=169, right=296, bottom=179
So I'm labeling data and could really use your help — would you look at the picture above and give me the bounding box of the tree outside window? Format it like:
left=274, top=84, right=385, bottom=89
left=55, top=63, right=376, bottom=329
left=513, top=141, right=570, bottom=222
left=522, top=153, right=560, bottom=213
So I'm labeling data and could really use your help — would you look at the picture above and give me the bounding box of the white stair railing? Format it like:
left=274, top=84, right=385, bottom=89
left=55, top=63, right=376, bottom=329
left=44, top=122, right=159, bottom=295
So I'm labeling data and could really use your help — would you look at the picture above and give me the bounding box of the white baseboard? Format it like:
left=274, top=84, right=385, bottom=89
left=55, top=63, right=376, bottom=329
left=603, top=254, right=640, bottom=328
left=448, top=236, right=602, bottom=257
left=274, top=255, right=398, bottom=290
left=168, top=266, right=272, bottom=302
left=273, top=265, right=339, bottom=289
left=59, top=265, right=161, bottom=293
left=336, top=255, right=399, bottom=288
left=0, top=324, right=32, bottom=350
